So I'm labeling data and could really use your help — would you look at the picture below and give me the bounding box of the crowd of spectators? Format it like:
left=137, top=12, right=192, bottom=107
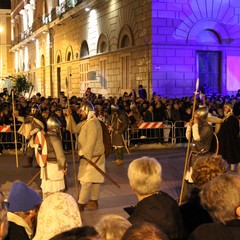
left=0, top=86, right=239, bottom=151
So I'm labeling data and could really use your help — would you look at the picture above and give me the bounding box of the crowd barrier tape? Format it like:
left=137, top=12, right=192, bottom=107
left=127, top=121, right=174, bottom=146
left=0, top=125, right=11, bottom=132
left=138, top=122, right=163, bottom=129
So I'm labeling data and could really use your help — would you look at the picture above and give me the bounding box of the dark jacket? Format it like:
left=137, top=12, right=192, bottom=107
left=180, top=188, right=213, bottom=237
left=5, top=221, right=30, bottom=240
left=188, top=219, right=240, bottom=240
left=217, top=114, right=240, bottom=164
left=128, top=192, right=185, bottom=240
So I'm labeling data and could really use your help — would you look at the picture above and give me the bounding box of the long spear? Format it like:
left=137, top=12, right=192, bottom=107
left=12, top=90, right=19, bottom=168
left=179, top=79, right=199, bottom=205
left=66, top=77, right=79, bottom=197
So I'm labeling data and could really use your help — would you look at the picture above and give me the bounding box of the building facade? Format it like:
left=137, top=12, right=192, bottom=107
left=10, top=0, right=240, bottom=98
left=0, top=1, right=13, bottom=89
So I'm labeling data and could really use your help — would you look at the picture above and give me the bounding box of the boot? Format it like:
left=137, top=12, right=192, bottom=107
left=85, top=200, right=98, bottom=210
left=78, top=203, right=85, bottom=212
left=22, top=163, right=33, bottom=168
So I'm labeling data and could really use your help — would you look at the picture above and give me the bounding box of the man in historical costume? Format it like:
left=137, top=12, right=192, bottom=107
left=15, top=103, right=47, bottom=168
left=108, top=104, right=129, bottom=166
left=66, top=101, right=105, bottom=211
left=182, top=105, right=213, bottom=202
left=217, top=102, right=240, bottom=172
left=39, top=116, right=67, bottom=200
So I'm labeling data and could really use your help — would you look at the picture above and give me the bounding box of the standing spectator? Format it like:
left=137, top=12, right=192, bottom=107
left=138, top=85, right=147, bottom=100
left=163, top=103, right=173, bottom=143
left=84, top=87, right=96, bottom=103
left=126, top=157, right=185, bottom=240
left=189, top=173, right=240, bottom=240
left=66, top=101, right=105, bottom=211
left=6, top=181, right=42, bottom=240
left=172, top=102, right=184, bottom=143
left=0, top=190, right=8, bottom=240
left=33, top=192, right=82, bottom=240
left=143, top=105, right=154, bottom=122
left=108, top=104, right=129, bottom=166
left=217, top=102, right=240, bottom=172
left=40, top=116, right=67, bottom=199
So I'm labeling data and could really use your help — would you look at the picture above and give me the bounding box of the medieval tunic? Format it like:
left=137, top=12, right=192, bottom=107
left=185, top=121, right=213, bottom=183
left=67, top=114, right=105, bottom=183
left=40, top=133, right=66, bottom=194
left=109, top=110, right=129, bottom=147
left=217, top=113, right=240, bottom=164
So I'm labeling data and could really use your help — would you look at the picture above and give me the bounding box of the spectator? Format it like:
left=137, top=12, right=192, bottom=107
left=95, top=214, right=131, bottom=240
left=189, top=172, right=240, bottom=239
left=122, top=222, right=170, bottom=240
left=0, top=190, right=8, bottom=240
left=50, top=226, right=99, bottom=240
left=138, top=85, right=147, bottom=100
left=6, top=181, right=42, bottom=240
left=126, top=156, right=185, bottom=240
left=33, top=192, right=82, bottom=240
left=180, top=155, right=228, bottom=237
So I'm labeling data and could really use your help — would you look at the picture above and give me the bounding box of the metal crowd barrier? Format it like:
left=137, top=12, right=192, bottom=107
left=0, top=125, right=25, bottom=151
left=126, top=121, right=174, bottom=146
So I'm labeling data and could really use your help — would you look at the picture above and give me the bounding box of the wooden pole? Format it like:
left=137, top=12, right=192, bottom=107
left=179, top=79, right=199, bottom=205
left=66, top=77, right=79, bottom=197
left=12, top=90, right=19, bottom=168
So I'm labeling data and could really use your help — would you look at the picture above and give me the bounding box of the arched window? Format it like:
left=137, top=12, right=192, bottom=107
left=55, top=50, right=62, bottom=63
left=97, top=33, right=109, bottom=53
left=65, top=45, right=73, bottom=61
left=118, top=25, right=133, bottom=49
left=80, top=40, right=89, bottom=58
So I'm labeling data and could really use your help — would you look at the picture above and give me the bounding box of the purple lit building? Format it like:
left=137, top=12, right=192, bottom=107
left=10, top=0, right=240, bottom=98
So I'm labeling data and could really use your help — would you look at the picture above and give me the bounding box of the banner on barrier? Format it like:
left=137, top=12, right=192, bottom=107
left=0, top=125, right=11, bottom=132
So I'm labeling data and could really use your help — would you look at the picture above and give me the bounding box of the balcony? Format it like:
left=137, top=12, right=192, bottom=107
left=11, top=0, right=83, bottom=47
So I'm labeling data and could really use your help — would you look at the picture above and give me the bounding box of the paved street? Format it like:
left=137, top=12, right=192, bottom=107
left=0, top=144, right=186, bottom=226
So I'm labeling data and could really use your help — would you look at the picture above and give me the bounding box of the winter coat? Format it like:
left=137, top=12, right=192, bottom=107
left=188, top=219, right=240, bottom=240
left=128, top=192, right=185, bottom=240
left=217, top=114, right=240, bottom=164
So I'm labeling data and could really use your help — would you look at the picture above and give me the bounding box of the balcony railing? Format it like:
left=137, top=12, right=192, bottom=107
left=11, top=0, right=83, bottom=47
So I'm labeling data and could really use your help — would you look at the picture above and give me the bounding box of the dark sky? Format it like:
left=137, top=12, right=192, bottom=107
left=0, top=0, right=11, bottom=9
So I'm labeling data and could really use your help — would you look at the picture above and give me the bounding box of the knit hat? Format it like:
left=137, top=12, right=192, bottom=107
left=8, top=181, right=42, bottom=212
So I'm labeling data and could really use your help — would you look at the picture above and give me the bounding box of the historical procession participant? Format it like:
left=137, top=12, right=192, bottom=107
left=14, top=103, right=47, bottom=168
left=182, top=105, right=213, bottom=202
left=217, top=102, right=240, bottom=172
left=38, top=116, right=67, bottom=199
left=66, top=100, right=105, bottom=211
left=108, top=104, right=129, bottom=166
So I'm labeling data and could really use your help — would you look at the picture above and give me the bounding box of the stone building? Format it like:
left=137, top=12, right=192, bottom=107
left=0, top=0, right=13, bottom=90
left=10, top=0, right=240, bottom=98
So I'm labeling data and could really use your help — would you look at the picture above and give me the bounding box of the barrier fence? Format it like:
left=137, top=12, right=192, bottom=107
left=0, top=121, right=216, bottom=152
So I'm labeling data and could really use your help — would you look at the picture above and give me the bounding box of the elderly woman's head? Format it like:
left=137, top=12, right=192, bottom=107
left=200, top=173, right=240, bottom=224
left=128, top=157, right=162, bottom=196
left=191, top=155, right=228, bottom=189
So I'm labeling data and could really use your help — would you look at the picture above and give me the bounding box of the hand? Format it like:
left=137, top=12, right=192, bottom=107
left=63, top=168, right=67, bottom=175
left=108, top=126, right=114, bottom=132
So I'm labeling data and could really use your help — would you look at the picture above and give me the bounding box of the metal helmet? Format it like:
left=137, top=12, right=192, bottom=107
left=80, top=100, right=95, bottom=115
left=111, top=104, right=119, bottom=113
left=31, top=103, right=41, bottom=116
left=47, top=116, right=61, bottom=134
left=194, top=105, right=209, bottom=120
